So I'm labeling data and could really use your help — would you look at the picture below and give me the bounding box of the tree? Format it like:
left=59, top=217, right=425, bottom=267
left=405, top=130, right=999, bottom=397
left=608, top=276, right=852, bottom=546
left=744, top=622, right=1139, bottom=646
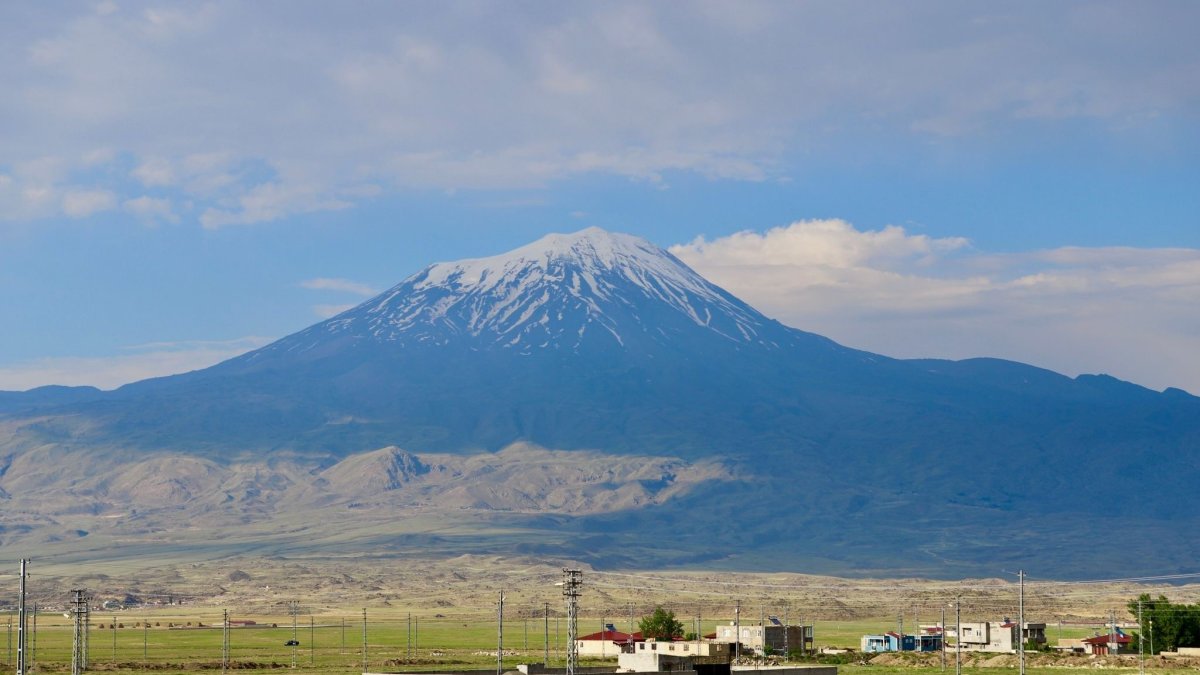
left=1128, top=594, right=1200, bottom=653
left=639, top=606, right=685, bottom=641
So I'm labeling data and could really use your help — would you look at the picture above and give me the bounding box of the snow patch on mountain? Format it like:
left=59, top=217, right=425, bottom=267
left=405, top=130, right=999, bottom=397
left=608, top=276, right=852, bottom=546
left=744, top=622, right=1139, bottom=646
left=263, top=227, right=782, bottom=355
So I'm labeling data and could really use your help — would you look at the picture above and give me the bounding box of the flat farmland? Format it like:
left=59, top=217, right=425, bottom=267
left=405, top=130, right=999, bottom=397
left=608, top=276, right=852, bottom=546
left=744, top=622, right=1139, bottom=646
left=0, top=609, right=1151, bottom=675
left=4, top=555, right=1199, bottom=675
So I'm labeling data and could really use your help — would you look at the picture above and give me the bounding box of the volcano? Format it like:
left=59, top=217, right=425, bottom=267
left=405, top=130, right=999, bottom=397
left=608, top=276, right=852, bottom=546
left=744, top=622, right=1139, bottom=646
left=1, top=227, right=1197, bottom=574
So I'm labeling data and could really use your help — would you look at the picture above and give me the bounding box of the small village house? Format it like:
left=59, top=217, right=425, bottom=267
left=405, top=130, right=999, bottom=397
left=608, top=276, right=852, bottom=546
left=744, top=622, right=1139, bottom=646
left=576, top=629, right=642, bottom=657
left=713, top=621, right=814, bottom=655
left=1082, top=632, right=1132, bottom=655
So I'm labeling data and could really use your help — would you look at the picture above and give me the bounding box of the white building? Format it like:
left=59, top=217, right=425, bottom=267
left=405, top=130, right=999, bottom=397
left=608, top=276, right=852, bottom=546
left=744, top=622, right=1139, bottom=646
left=713, top=623, right=813, bottom=655
left=957, top=622, right=1047, bottom=653
left=619, top=640, right=731, bottom=673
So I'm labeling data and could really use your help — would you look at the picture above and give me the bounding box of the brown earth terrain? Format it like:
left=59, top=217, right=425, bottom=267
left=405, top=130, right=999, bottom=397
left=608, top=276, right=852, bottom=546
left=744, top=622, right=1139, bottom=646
left=8, top=554, right=1199, bottom=624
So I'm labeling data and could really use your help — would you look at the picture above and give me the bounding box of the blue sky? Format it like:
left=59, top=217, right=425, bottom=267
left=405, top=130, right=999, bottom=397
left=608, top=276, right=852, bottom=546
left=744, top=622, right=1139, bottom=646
left=1, top=1, right=1198, bottom=392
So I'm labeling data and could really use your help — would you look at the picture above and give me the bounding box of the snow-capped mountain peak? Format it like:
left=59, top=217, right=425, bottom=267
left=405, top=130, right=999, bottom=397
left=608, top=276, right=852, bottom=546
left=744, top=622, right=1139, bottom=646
left=275, top=227, right=782, bottom=355
left=413, top=227, right=721, bottom=304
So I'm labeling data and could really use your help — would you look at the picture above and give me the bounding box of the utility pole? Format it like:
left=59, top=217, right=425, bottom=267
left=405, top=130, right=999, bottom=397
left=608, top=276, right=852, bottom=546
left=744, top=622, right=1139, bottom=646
left=309, top=615, right=314, bottom=666
left=143, top=617, right=147, bottom=663
left=497, top=591, right=505, bottom=675
left=784, top=605, right=789, bottom=663
left=1018, top=570, right=1025, bottom=675
left=341, top=617, right=346, bottom=656
left=111, top=616, right=116, bottom=663
left=361, top=608, right=367, bottom=673
left=222, top=609, right=229, bottom=675
left=735, top=600, right=741, bottom=664
left=83, top=595, right=89, bottom=671
left=544, top=603, right=550, bottom=666
left=289, top=601, right=298, bottom=669
left=1111, top=610, right=1117, bottom=657
left=954, top=597, right=961, bottom=675
left=562, top=569, right=582, bottom=675
left=407, top=613, right=412, bottom=661
left=8, top=613, right=11, bottom=669
left=31, top=604, right=38, bottom=674
left=940, top=606, right=946, bottom=671
left=17, top=559, right=28, bottom=675
left=1138, top=599, right=1145, bottom=675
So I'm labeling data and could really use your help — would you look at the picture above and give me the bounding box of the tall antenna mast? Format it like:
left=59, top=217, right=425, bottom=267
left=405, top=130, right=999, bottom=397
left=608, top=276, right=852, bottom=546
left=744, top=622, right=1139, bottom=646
left=16, top=560, right=28, bottom=675
left=70, top=589, right=92, bottom=675
left=562, top=569, right=583, bottom=675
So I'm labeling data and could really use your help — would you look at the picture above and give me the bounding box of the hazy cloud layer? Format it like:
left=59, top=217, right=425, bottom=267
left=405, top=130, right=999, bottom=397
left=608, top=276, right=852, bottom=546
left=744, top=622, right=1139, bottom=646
left=1, top=1, right=1195, bottom=226
left=300, top=277, right=380, bottom=297
left=671, top=221, right=1200, bottom=393
left=300, top=277, right=380, bottom=317
left=0, top=337, right=272, bottom=391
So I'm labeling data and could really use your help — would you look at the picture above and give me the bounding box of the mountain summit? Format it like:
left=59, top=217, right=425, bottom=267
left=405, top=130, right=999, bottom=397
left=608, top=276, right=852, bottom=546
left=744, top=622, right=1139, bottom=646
left=2, top=227, right=1199, bottom=574
left=243, top=227, right=815, bottom=363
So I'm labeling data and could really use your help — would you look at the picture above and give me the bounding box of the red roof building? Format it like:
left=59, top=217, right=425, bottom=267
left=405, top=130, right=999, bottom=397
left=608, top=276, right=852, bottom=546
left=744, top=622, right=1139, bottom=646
left=577, top=630, right=642, bottom=642
left=575, top=630, right=644, bottom=656
left=1082, top=633, right=1131, bottom=655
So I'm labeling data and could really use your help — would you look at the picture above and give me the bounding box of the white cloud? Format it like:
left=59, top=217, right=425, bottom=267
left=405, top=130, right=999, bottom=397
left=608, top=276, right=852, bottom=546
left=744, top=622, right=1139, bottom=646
left=199, top=179, right=352, bottom=229
left=0, top=3, right=1194, bottom=225
left=312, top=303, right=357, bottom=319
left=131, top=157, right=175, bottom=186
left=0, top=337, right=272, bottom=392
left=123, top=195, right=178, bottom=223
left=300, top=278, right=379, bottom=297
left=671, top=220, right=1200, bottom=394
left=675, top=219, right=969, bottom=269
left=81, top=147, right=116, bottom=165
left=0, top=157, right=127, bottom=221
left=61, top=189, right=116, bottom=217
left=301, top=277, right=378, bottom=319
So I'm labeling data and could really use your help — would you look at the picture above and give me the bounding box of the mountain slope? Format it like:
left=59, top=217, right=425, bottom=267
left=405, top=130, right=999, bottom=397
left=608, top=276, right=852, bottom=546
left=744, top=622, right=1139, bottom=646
left=1, top=227, right=1198, bottom=574
left=45, top=227, right=869, bottom=455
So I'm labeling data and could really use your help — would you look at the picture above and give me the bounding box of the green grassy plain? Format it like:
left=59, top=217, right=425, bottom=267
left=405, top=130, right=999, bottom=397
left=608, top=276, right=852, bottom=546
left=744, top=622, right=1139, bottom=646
left=2, top=610, right=1140, bottom=675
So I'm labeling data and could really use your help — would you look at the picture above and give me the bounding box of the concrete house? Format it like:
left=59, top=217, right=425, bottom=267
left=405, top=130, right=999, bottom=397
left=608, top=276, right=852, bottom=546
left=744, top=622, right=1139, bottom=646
left=958, top=622, right=1047, bottom=653
left=619, top=639, right=731, bottom=675
left=713, top=623, right=814, bottom=655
